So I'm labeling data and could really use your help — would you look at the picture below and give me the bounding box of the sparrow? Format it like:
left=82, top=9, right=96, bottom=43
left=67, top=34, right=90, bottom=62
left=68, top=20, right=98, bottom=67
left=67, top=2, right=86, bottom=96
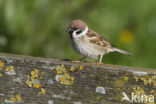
left=66, top=20, right=132, bottom=64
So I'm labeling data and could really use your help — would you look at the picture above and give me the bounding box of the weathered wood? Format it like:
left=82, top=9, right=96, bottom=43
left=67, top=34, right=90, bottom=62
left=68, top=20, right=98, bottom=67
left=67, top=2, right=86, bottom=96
left=0, top=53, right=155, bottom=104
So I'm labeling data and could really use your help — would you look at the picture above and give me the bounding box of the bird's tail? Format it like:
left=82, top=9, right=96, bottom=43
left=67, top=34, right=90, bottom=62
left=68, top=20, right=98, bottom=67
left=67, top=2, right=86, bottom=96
left=113, top=48, right=133, bottom=56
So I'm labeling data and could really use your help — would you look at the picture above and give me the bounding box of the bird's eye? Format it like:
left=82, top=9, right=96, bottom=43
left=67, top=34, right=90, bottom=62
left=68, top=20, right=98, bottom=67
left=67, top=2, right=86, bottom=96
left=72, top=28, right=77, bottom=30
left=76, top=30, right=82, bottom=35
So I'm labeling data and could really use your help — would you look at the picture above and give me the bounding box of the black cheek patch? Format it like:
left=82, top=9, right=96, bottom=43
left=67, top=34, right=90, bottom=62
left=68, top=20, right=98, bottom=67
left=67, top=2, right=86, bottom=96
left=76, top=30, right=82, bottom=35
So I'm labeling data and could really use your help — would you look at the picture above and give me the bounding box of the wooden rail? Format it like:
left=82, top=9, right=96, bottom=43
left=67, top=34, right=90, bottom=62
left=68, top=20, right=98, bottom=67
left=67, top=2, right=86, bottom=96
left=0, top=53, right=155, bottom=104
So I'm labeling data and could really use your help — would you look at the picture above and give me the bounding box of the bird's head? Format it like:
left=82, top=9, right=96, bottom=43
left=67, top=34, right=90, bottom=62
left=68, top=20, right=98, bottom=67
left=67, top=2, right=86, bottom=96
left=66, top=20, right=88, bottom=38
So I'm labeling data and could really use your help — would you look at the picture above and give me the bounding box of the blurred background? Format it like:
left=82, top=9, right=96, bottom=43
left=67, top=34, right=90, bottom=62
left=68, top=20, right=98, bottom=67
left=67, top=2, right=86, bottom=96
left=0, top=0, right=156, bottom=68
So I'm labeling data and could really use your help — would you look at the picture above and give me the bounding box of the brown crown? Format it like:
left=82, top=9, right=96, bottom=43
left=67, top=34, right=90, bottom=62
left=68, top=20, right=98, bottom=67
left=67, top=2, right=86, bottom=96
left=68, top=20, right=87, bottom=31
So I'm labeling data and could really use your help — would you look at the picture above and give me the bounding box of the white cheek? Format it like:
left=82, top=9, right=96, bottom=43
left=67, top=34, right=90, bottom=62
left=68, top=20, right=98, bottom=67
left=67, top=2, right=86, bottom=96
left=73, top=26, right=88, bottom=38
left=73, top=31, right=79, bottom=38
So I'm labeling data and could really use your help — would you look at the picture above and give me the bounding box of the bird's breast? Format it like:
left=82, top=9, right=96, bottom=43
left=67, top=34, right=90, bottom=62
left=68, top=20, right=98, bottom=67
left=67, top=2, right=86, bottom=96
left=71, top=37, right=100, bottom=59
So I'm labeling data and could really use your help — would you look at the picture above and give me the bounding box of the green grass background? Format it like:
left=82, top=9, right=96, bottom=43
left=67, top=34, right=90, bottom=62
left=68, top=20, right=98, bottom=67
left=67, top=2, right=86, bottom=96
left=0, top=0, right=156, bottom=68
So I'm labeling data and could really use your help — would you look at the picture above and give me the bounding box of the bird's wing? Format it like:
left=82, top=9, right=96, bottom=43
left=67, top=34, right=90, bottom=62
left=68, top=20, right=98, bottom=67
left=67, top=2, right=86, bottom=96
left=86, top=30, right=112, bottom=47
left=86, top=30, right=132, bottom=55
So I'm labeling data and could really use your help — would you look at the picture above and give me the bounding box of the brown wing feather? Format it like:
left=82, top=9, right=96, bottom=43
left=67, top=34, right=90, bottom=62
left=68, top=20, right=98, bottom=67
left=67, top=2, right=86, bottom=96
left=87, top=30, right=111, bottom=47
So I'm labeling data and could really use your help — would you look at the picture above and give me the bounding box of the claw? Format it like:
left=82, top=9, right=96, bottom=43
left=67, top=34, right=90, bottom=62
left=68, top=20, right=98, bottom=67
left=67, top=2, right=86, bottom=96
left=97, top=62, right=103, bottom=65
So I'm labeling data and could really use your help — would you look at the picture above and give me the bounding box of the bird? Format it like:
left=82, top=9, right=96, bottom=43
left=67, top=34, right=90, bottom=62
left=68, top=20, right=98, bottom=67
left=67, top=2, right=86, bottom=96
left=66, top=20, right=132, bottom=64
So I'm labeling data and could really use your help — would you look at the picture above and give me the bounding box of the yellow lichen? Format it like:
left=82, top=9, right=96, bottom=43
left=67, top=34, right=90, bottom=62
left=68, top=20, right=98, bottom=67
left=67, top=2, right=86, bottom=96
left=31, top=69, right=38, bottom=79
left=26, top=69, right=47, bottom=96
left=26, top=69, right=41, bottom=88
left=0, top=73, right=3, bottom=77
left=133, top=75, right=156, bottom=86
left=89, top=74, right=94, bottom=78
left=133, top=86, right=145, bottom=94
left=38, top=88, right=46, bottom=95
left=59, top=76, right=63, bottom=80
left=123, top=76, right=129, bottom=81
left=76, top=66, right=83, bottom=71
left=59, top=73, right=74, bottom=85
left=69, top=67, right=75, bottom=72
left=5, top=66, right=15, bottom=75
left=5, top=66, right=14, bottom=72
left=56, top=65, right=75, bottom=85
left=115, top=80, right=124, bottom=87
left=150, top=90, right=155, bottom=94
left=5, top=65, right=16, bottom=75
left=133, top=76, right=139, bottom=81
left=5, top=94, right=22, bottom=103
left=0, top=61, right=4, bottom=77
left=56, top=65, right=66, bottom=74
left=16, top=94, right=21, bottom=103
left=10, top=97, right=16, bottom=102
left=33, top=83, right=41, bottom=88
left=26, top=75, right=32, bottom=87
left=40, top=76, right=43, bottom=79
left=153, top=82, right=156, bottom=86
left=69, top=66, right=83, bottom=72
left=96, top=96, right=101, bottom=100
left=0, top=61, right=4, bottom=70
left=101, top=99, right=105, bottom=102
left=41, top=72, right=45, bottom=74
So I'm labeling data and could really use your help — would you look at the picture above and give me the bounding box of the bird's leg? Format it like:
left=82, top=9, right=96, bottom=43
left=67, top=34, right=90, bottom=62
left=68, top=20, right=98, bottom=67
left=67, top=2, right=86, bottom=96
left=98, top=55, right=103, bottom=64
left=72, top=57, right=86, bottom=62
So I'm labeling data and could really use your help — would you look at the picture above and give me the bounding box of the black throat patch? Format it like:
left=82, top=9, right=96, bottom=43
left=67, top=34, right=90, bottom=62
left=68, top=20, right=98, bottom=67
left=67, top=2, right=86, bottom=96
left=69, top=31, right=73, bottom=39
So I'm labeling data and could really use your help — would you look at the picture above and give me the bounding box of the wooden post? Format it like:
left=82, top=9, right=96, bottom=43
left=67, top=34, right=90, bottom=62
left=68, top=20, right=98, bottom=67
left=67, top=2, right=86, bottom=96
left=0, top=53, right=155, bottom=104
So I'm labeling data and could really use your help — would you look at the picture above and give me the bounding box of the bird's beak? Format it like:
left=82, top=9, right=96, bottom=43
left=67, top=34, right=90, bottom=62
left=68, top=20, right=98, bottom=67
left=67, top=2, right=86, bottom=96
left=66, top=28, right=72, bottom=32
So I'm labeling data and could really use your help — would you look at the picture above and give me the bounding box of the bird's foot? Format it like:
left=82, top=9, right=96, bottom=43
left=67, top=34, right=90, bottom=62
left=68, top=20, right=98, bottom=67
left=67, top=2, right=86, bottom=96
left=91, top=62, right=103, bottom=65
left=96, top=62, right=103, bottom=65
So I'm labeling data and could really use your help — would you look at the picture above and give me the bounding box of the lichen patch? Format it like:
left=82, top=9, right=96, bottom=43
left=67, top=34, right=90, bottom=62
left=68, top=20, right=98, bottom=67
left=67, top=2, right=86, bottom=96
left=55, top=65, right=74, bottom=85
left=4, top=94, right=22, bottom=103
left=5, top=66, right=16, bottom=75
